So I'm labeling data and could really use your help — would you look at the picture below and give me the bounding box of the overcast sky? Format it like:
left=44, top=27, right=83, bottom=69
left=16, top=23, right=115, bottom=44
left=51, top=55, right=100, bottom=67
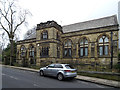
left=19, top=0, right=119, bottom=28
left=0, top=0, right=120, bottom=47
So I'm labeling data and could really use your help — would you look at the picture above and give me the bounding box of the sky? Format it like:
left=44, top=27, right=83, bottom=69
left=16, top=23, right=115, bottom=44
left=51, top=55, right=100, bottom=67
left=0, top=0, right=120, bottom=48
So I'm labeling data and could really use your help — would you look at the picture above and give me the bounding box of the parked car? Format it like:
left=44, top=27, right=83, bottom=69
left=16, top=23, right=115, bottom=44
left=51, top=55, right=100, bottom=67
left=39, top=64, right=77, bottom=81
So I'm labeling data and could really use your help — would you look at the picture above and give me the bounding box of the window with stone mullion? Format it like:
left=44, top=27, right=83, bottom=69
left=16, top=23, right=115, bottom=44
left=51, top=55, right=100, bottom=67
left=99, top=36, right=109, bottom=56
left=41, top=47, right=49, bottom=57
left=21, top=46, right=26, bottom=57
left=29, top=47, right=34, bottom=57
left=79, top=38, right=88, bottom=57
left=41, top=31, right=48, bottom=40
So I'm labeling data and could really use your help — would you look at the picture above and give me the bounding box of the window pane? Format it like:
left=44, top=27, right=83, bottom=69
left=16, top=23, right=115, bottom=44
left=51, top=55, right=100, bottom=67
left=80, top=39, right=83, bottom=45
left=43, top=32, right=47, bottom=39
left=105, top=46, right=108, bottom=55
left=69, top=48, right=71, bottom=56
left=85, top=48, right=88, bottom=56
left=65, top=65, right=74, bottom=69
left=32, top=51, right=34, bottom=57
left=99, top=38, right=103, bottom=43
left=85, top=39, right=88, bottom=44
left=99, top=46, right=103, bottom=56
left=64, top=49, right=67, bottom=56
left=68, top=41, right=71, bottom=46
left=80, top=48, right=83, bottom=56
left=104, top=37, right=109, bottom=42
left=65, top=42, right=67, bottom=46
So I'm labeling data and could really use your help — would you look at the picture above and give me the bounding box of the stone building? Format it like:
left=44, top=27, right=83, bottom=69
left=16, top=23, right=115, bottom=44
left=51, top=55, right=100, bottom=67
left=16, top=15, right=119, bottom=70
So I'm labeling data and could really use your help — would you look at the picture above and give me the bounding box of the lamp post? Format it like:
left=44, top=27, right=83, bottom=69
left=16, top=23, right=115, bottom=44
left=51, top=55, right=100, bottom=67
left=110, top=31, right=113, bottom=70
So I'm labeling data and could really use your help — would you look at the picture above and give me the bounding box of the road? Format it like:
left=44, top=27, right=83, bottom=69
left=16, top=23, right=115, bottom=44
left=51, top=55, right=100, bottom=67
left=2, top=66, right=118, bottom=88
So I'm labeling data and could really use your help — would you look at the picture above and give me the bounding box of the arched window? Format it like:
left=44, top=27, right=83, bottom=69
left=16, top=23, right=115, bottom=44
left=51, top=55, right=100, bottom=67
left=79, top=38, right=88, bottom=57
left=64, top=40, right=72, bottom=58
left=41, top=31, right=48, bottom=39
left=98, top=35, right=109, bottom=56
left=20, top=45, right=26, bottom=57
left=29, top=45, right=34, bottom=57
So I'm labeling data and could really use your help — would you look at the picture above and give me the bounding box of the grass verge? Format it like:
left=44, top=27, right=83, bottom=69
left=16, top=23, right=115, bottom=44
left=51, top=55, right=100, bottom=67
left=78, top=72, right=120, bottom=81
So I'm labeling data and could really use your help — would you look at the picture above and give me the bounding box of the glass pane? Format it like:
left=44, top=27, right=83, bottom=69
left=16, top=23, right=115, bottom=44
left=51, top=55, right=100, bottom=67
left=102, top=36, right=106, bottom=39
left=32, top=51, right=34, bottom=56
left=64, top=49, right=67, bottom=56
left=104, top=37, right=109, bottom=42
left=65, top=42, right=67, bottom=46
left=85, top=48, right=88, bottom=56
left=43, top=32, right=47, bottom=39
left=68, top=41, right=71, bottom=46
left=80, top=48, right=83, bottom=56
left=65, top=65, right=74, bottom=69
left=99, top=46, right=103, bottom=56
left=80, top=39, right=83, bottom=45
left=69, top=48, right=71, bottom=56
left=99, top=38, right=103, bottom=43
left=85, top=39, right=88, bottom=44
left=105, top=46, right=108, bottom=55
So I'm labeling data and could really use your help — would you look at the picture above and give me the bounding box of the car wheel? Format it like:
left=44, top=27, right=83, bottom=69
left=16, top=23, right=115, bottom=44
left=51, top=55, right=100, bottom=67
left=57, top=73, right=64, bottom=81
left=40, top=70, right=44, bottom=76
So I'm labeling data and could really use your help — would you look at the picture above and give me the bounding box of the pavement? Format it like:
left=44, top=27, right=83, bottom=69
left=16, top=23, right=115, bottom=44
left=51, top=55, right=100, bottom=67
left=1, top=64, right=120, bottom=88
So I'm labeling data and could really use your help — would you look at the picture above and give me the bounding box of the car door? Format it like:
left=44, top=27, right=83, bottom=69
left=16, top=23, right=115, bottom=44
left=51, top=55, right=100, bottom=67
left=46, top=64, right=55, bottom=76
left=52, top=64, right=63, bottom=76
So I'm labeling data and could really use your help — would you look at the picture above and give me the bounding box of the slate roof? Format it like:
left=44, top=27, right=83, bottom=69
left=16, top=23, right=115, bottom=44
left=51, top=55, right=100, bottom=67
left=24, top=15, right=118, bottom=40
left=24, top=31, right=36, bottom=40
left=62, top=15, right=118, bottom=33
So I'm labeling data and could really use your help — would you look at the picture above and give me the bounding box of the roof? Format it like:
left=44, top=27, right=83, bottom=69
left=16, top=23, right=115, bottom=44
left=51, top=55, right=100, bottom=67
left=24, top=15, right=118, bottom=40
left=62, top=15, right=118, bottom=33
left=24, top=31, right=36, bottom=40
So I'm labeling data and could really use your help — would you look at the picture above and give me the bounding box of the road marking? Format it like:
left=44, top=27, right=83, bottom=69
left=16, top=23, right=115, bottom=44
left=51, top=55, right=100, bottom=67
left=2, top=73, right=18, bottom=80
left=33, top=84, right=40, bottom=87
left=9, top=76, right=18, bottom=80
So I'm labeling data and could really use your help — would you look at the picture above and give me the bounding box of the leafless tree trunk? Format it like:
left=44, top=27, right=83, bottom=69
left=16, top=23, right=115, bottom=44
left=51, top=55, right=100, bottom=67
left=0, top=0, right=31, bottom=65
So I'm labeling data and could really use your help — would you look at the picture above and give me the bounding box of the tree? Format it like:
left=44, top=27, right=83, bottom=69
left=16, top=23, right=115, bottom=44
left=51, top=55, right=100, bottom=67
left=0, top=0, right=31, bottom=65
left=2, top=42, right=16, bottom=65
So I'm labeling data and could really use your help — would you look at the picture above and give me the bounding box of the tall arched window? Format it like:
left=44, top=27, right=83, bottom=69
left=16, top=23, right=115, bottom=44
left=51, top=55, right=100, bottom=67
left=29, top=45, right=34, bottom=57
left=79, top=38, right=88, bottom=57
left=41, top=31, right=48, bottom=39
left=64, top=40, right=72, bottom=58
left=98, top=35, right=109, bottom=56
left=20, top=45, right=26, bottom=57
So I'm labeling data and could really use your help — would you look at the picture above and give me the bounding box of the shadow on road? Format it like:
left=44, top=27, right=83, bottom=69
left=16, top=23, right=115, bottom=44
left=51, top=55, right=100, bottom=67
left=37, top=73, right=77, bottom=82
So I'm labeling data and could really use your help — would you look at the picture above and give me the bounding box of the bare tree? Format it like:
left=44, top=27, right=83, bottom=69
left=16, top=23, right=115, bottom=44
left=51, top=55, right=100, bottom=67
left=0, top=0, right=31, bottom=65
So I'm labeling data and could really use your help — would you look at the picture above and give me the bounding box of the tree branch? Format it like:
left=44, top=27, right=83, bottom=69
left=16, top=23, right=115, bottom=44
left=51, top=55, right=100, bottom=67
left=14, top=17, right=25, bottom=33
left=0, top=22, right=10, bottom=37
left=0, top=9, right=11, bottom=25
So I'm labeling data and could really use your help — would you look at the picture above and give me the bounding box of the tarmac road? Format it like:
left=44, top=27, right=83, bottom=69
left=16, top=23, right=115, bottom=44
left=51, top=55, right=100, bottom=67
left=2, top=66, right=118, bottom=89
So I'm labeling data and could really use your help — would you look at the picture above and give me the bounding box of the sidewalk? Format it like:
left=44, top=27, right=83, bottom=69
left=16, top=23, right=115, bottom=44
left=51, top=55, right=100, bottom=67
left=2, top=65, right=120, bottom=88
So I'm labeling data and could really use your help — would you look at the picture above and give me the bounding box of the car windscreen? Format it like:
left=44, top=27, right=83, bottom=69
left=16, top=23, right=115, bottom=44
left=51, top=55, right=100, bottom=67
left=65, top=65, right=74, bottom=69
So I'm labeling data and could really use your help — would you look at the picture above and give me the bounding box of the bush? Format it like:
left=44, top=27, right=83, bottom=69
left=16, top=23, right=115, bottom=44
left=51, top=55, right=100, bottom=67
left=114, top=62, right=120, bottom=71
